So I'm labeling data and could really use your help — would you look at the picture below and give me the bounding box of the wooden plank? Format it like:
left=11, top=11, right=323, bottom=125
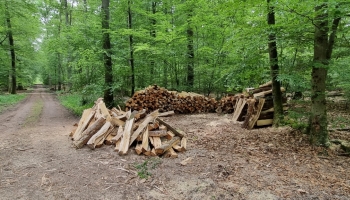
left=256, top=119, right=273, bottom=126
left=173, top=145, right=182, bottom=152
left=73, top=117, right=106, bottom=149
left=114, top=139, right=121, bottom=151
left=109, top=126, right=119, bottom=136
left=111, top=126, right=124, bottom=142
left=87, top=122, right=111, bottom=149
left=148, top=122, right=159, bottom=131
left=155, top=136, right=180, bottom=155
left=163, top=148, right=178, bottom=158
left=159, top=125, right=167, bottom=131
left=129, top=110, right=159, bottom=147
left=158, top=110, right=175, bottom=117
left=97, top=101, right=111, bottom=121
left=232, top=98, right=247, bottom=122
left=104, top=131, right=116, bottom=145
left=254, top=87, right=286, bottom=98
left=150, top=148, right=157, bottom=156
left=148, top=129, right=167, bottom=137
left=246, top=98, right=265, bottom=129
left=118, top=116, right=135, bottom=155
left=241, top=99, right=257, bottom=129
left=149, top=136, right=162, bottom=148
left=259, top=81, right=272, bottom=88
left=260, top=106, right=289, bottom=114
left=134, top=109, right=146, bottom=121
left=155, top=118, right=186, bottom=138
left=109, top=117, right=125, bottom=127
left=166, top=131, right=175, bottom=140
left=73, top=109, right=95, bottom=141
left=141, top=129, right=150, bottom=152
left=135, top=143, right=143, bottom=155
left=180, top=137, right=187, bottom=151
left=96, top=126, right=115, bottom=147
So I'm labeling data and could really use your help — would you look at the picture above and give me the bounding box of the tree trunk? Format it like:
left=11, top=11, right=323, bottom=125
left=149, top=2, right=157, bottom=83
left=186, top=10, right=194, bottom=91
left=128, top=0, right=135, bottom=96
left=5, top=1, right=16, bottom=94
left=267, top=0, right=283, bottom=126
left=102, top=0, right=114, bottom=108
left=308, top=4, right=340, bottom=146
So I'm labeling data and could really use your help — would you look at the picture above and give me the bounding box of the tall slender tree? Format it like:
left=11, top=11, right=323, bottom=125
left=102, top=0, right=114, bottom=107
left=186, top=6, right=194, bottom=90
left=267, top=0, right=283, bottom=126
left=128, top=0, right=135, bottom=95
left=5, top=0, right=16, bottom=94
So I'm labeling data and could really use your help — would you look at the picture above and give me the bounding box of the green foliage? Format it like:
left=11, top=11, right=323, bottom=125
left=0, top=0, right=41, bottom=91
left=133, top=158, right=162, bottom=179
left=57, top=92, right=93, bottom=116
left=283, top=100, right=310, bottom=131
left=81, top=84, right=104, bottom=105
left=0, top=94, right=27, bottom=113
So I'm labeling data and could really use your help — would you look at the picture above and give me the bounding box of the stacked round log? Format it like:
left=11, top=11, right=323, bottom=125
left=125, top=85, right=217, bottom=114
left=215, top=95, right=239, bottom=113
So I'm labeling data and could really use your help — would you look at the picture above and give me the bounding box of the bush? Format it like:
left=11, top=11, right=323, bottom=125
left=0, top=94, right=27, bottom=113
left=57, top=93, right=93, bottom=116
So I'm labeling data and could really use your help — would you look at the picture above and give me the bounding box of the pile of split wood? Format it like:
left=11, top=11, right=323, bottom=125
left=70, top=98, right=187, bottom=158
left=125, top=85, right=217, bottom=114
left=228, top=81, right=287, bottom=129
left=216, top=95, right=242, bottom=114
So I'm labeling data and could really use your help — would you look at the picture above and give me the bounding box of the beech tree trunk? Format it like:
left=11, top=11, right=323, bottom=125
left=267, top=0, right=283, bottom=126
left=308, top=4, right=341, bottom=146
left=149, top=2, right=157, bottom=79
left=5, top=1, right=16, bottom=94
left=186, top=9, right=194, bottom=90
left=102, top=0, right=114, bottom=107
left=128, top=0, right=135, bottom=95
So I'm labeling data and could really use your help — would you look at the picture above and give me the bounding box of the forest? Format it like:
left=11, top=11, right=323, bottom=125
left=0, top=0, right=349, bottom=147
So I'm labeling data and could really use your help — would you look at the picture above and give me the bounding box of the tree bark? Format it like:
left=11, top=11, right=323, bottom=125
left=5, top=1, right=16, bottom=94
left=187, top=9, right=194, bottom=91
left=308, top=4, right=340, bottom=146
left=102, top=0, right=114, bottom=107
left=149, top=2, right=157, bottom=83
left=128, top=0, right=135, bottom=96
left=267, top=0, right=283, bottom=126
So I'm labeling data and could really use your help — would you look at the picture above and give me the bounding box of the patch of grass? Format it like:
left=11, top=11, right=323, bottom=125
left=23, top=100, right=44, bottom=126
left=0, top=94, right=27, bottom=113
left=57, top=93, right=94, bottom=116
left=133, top=157, right=162, bottom=179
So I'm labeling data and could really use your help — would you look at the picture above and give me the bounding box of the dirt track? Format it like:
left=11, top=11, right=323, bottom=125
left=0, top=86, right=349, bottom=200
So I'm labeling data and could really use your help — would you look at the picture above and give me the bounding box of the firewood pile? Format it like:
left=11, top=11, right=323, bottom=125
left=70, top=98, right=187, bottom=158
left=216, top=94, right=244, bottom=114
left=229, top=81, right=288, bottom=129
left=125, top=85, right=217, bottom=114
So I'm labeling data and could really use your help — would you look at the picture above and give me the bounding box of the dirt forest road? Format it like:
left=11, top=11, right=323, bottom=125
left=0, top=86, right=350, bottom=200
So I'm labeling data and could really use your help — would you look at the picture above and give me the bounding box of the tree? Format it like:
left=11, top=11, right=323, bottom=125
left=308, top=3, right=341, bottom=146
left=186, top=5, right=194, bottom=90
left=5, top=0, right=16, bottom=94
left=102, top=0, right=114, bottom=107
left=128, top=0, right=135, bottom=95
left=267, top=0, right=283, bottom=126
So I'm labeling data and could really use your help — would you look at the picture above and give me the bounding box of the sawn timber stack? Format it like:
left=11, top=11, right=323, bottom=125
left=125, top=85, right=217, bottom=114
left=229, top=81, right=288, bottom=129
left=70, top=98, right=186, bottom=158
